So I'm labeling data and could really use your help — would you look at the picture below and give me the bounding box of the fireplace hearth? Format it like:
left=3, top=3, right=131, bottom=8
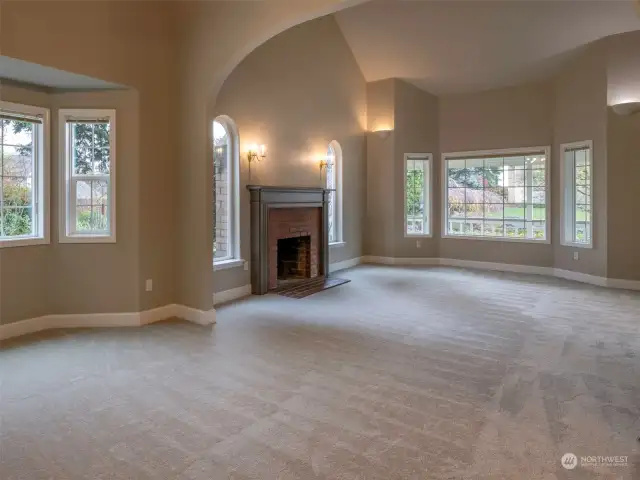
left=247, top=186, right=330, bottom=294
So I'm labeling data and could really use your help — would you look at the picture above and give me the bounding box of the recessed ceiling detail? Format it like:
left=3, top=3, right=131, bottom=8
left=0, top=56, right=124, bottom=91
left=335, top=0, right=640, bottom=94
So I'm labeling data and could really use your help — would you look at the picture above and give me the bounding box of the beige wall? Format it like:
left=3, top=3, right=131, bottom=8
left=393, top=80, right=439, bottom=258
left=0, top=85, right=52, bottom=324
left=0, top=84, right=140, bottom=324
left=438, top=82, right=555, bottom=267
left=606, top=31, right=640, bottom=281
left=553, top=43, right=608, bottom=277
left=0, top=0, right=178, bottom=324
left=365, top=79, right=396, bottom=256
left=211, top=15, right=367, bottom=293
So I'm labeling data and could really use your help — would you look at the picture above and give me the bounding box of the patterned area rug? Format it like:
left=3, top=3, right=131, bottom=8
left=274, top=276, right=350, bottom=298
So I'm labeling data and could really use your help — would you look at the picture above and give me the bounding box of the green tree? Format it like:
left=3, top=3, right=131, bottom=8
left=406, top=168, right=424, bottom=216
left=71, top=123, right=110, bottom=173
left=1, top=119, right=33, bottom=236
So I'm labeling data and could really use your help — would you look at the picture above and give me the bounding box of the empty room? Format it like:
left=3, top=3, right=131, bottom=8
left=0, top=1, right=639, bottom=478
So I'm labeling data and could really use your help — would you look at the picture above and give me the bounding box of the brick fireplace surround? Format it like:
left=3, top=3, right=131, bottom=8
left=247, top=186, right=330, bottom=295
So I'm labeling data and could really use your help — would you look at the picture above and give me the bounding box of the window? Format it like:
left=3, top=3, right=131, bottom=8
left=326, top=140, right=343, bottom=245
left=0, top=101, right=49, bottom=248
left=443, top=147, right=549, bottom=242
left=59, top=109, right=116, bottom=243
left=561, top=141, right=592, bottom=248
left=405, top=153, right=432, bottom=236
left=213, top=116, right=241, bottom=268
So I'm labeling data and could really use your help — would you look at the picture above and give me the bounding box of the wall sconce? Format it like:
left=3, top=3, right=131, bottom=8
left=319, top=155, right=334, bottom=183
left=246, top=144, right=266, bottom=182
left=247, top=144, right=267, bottom=163
left=373, top=129, right=392, bottom=139
left=611, top=101, right=640, bottom=116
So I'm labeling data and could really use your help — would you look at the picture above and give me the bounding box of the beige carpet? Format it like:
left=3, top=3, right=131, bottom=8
left=1, top=265, right=639, bottom=479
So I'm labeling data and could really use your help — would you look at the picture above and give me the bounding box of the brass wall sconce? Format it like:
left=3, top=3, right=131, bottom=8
left=247, top=144, right=266, bottom=181
left=319, top=156, right=334, bottom=183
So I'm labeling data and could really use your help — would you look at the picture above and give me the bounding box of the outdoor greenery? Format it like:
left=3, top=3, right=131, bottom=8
left=406, top=167, right=424, bottom=216
left=1, top=119, right=33, bottom=237
left=72, top=122, right=110, bottom=174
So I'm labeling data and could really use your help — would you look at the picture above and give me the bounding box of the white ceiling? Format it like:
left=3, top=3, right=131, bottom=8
left=0, top=56, right=123, bottom=91
left=334, top=0, right=640, bottom=94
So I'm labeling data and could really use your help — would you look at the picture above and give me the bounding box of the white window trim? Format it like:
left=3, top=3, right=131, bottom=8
left=441, top=146, right=551, bottom=244
left=404, top=153, right=433, bottom=238
left=328, top=140, right=344, bottom=246
left=560, top=140, right=593, bottom=249
left=0, top=101, right=50, bottom=249
left=212, top=115, right=242, bottom=267
left=58, top=109, right=116, bottom=244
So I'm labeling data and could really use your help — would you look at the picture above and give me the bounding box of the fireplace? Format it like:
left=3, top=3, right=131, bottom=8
left=277, top=235, right=311, bottom=282
left=247, top=186, right=330, bottom=294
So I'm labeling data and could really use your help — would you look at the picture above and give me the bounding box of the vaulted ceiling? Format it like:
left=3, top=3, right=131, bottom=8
left=334, top=0, right=640, bottom=94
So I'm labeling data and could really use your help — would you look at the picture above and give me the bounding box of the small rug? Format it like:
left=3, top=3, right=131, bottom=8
left=273, top=276, right=351, bottom=299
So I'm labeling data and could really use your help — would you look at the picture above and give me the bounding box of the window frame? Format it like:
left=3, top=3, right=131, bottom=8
left=560, top=140, right=593, bottom=249
left=441, top=146, right=551, bottom=244
left=0, top=101, right=50, bottom=249
left=59, top=109, right=116, bottom=244
left=212, top=115, right=241, bottom=270
left=404, top=153, right=433, bottom=238
left=327, top=140, right=344, bottom=246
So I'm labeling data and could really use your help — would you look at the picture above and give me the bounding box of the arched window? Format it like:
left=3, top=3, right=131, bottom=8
left=213, top=116, right=240, bottom=267
left=326, top=140, right=343, bottom=244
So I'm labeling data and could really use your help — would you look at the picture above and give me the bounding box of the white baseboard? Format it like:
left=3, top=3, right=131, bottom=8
left=361, top=256, right=439, bottom=266
left=213, top=284, right=252, bottom=306
left=329, top=256, right=362, bottom=273
left=440, top=258, right=552, bottom=276
left=362, top=256, right=640, bottom=291
left=553, top=268, right=608, bottom=287
left=606, top=277, right=640, bottom=290
left=0, top=303, right=216, bottom=342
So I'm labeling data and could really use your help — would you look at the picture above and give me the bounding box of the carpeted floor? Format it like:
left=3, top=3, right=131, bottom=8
left=1, top=265, right=639, bottom=479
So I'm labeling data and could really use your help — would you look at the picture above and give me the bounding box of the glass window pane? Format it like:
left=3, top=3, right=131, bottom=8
left=448, top=188, right=465, bottom=205
left=3, top=176, right=32, bottom=206
left=465, top=189, right=484, bottom=203
left=448, top=166, right=467, bottom=187
left=76, top=205, right=92, bottom=232
left=448, top=202, right=465, bottom=218
left=504, top=204, right=525, bottom=220
left=532, top=187, right=546, bottom=204
left=465, top=204, right=484, bottom=218
left=1, top=207, right=33, bottom=236
left=484, top=204, right=503, bottom=219
left=532, top=205, right=546, bottom=221
left=505, top=187, right=525, bottom=204
left=504, top=156, right=525, bottom=169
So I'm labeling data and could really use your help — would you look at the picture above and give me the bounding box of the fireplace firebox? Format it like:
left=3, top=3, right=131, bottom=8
left=277, top=235, right=311, bottom=282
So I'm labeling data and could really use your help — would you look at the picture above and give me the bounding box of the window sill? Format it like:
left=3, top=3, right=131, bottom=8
left=329, top=241, right=346, bottom=248
left=561, top=242, right=593, bottom=249
left=405, top=233, right=433, bottom=238
left=59, top=234, right=116, bottom=244
left=0, top=236, right=49, bottom=249
left=442, top=234, right=550, bottom=245
left=214, top=258, right=245, bottom=271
